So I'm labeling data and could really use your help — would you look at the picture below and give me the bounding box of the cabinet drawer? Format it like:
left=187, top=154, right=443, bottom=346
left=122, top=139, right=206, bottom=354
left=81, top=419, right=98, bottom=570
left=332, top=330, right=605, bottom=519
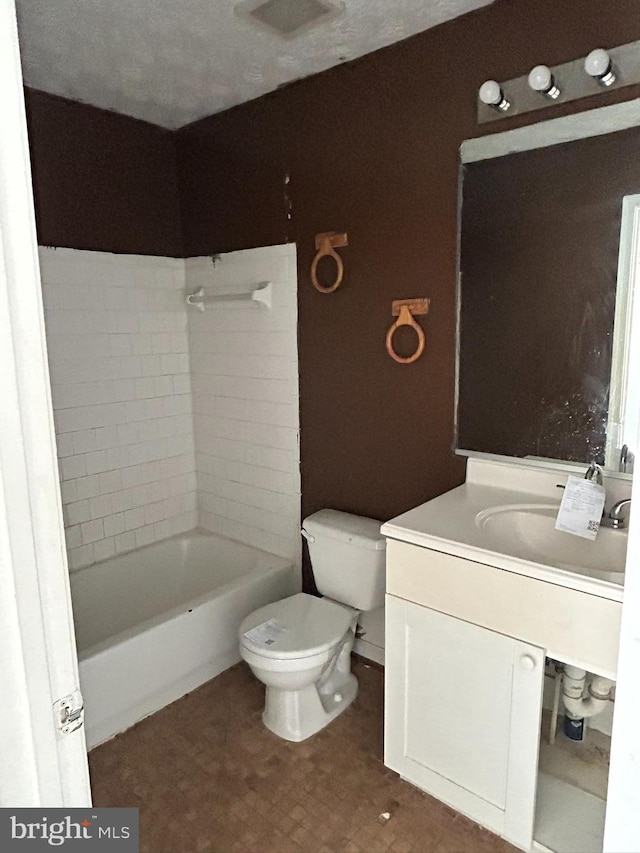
left=386, top=539, right=621, bottom=678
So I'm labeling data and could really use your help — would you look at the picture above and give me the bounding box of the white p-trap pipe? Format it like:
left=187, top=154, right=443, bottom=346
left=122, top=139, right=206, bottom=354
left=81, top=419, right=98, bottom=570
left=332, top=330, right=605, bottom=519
left=562, top=666, right=613, bottom=719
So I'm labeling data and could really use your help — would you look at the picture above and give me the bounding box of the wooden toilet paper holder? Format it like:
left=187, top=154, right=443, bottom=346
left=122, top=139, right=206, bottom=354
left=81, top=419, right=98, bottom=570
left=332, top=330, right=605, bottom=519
left=311, top=232, right=348, bottom=293
left=386, top=298, right=430, bottom=364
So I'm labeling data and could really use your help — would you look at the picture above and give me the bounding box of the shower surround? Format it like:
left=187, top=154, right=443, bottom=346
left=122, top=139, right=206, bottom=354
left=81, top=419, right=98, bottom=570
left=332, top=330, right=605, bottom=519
left=40, top=243, right=300, bottom=571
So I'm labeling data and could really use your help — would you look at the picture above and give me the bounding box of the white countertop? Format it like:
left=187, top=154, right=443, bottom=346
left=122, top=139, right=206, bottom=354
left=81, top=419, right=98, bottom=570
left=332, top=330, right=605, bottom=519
left=381, top=461, right=628, bottom=603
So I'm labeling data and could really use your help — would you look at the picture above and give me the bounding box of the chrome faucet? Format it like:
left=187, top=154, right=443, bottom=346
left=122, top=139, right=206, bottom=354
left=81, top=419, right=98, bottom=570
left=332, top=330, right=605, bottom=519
left=584, top=461, right=604, bottom=486
left=603, top=498, right=632, bottom=530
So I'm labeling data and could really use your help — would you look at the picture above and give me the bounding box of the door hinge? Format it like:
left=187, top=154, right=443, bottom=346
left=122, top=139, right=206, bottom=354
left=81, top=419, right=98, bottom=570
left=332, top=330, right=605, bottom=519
left=54, top=690, right=84, bottom=737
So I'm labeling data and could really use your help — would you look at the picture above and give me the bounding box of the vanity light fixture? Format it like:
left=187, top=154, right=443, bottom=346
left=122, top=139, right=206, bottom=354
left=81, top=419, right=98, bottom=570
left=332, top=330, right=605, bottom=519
left=478, top=80, right=510, bottom=112
left=478, top=39, right=640, bottom=124
left=584, top=48, right=617, bottom=86
left=527, top=65, right=561, bottom=99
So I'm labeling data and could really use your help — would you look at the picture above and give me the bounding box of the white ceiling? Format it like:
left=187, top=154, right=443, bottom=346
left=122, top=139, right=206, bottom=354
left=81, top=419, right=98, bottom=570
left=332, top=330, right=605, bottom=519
left=16, top=0, right=493, bottom=130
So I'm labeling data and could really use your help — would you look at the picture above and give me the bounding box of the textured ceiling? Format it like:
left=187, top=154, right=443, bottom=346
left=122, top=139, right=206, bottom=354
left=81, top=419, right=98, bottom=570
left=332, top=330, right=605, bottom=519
left=16, top=0, right=494, bottom=129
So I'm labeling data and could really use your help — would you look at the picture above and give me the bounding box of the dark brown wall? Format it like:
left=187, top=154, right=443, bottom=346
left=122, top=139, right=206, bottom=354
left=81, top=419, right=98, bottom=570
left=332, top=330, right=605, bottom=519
left=25, top=89, right=182, bottom=256
left=23, top=0, right=640, bottom=543
left=176, top=0, right=640, bottom=533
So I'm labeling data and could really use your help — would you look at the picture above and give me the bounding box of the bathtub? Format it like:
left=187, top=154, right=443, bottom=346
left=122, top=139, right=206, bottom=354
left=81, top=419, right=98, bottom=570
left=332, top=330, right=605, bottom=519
left=70, top=531, right=300, bottom=749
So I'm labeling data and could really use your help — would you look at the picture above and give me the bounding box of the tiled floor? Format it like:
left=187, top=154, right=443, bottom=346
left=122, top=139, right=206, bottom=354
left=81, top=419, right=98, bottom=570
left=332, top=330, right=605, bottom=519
left=89, top=658, right=519, bottom=853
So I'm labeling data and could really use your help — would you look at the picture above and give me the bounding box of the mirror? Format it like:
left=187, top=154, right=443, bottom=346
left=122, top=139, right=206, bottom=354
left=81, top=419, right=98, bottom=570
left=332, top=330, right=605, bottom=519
left=456, top=99, right=640, bottom=474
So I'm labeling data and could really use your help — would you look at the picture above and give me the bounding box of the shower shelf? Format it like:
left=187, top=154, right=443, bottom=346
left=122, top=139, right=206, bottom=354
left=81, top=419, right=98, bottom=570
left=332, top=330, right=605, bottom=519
left=186, top=281, right=272, bottom=311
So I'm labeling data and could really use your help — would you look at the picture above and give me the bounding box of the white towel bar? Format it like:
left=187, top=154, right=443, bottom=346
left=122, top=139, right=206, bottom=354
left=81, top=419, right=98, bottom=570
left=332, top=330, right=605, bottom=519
left=186, top=281, right=272, bottom=311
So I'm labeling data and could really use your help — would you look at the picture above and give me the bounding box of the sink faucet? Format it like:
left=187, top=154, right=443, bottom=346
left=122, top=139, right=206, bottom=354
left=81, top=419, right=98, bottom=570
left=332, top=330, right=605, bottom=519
left=584, top=461, right=604, bottom=486
left=603, top=498, right=632, bottom=530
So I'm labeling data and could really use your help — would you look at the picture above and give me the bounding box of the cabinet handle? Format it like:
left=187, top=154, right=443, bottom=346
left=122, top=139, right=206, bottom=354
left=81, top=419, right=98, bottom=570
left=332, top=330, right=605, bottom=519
left=520, top=654, right=537, bottom=670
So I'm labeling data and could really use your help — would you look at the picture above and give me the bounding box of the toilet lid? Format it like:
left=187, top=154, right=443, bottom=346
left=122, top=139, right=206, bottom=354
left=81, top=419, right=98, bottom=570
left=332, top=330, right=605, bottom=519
left=239, top=593, right=353, bottom=660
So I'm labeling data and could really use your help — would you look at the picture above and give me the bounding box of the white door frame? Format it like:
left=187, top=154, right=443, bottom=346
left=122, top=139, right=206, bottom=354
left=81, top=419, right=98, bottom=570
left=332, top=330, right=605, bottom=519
left=605, top=469, right=640, bottom=851
left=0, top=0, right=91, bottom=806
left=603, top=198, right=640, bottom=850
left=604, top=269, right=640, bottom=849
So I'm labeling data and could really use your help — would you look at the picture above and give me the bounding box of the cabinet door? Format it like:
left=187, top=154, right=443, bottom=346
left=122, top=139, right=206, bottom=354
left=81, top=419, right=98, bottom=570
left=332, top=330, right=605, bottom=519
left=385, top=595, right=544, bottom=849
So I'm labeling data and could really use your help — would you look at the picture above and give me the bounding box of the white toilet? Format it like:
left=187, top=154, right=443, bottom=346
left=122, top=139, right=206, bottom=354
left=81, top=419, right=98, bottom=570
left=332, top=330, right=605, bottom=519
left=239, top=509, right=386, bottom=742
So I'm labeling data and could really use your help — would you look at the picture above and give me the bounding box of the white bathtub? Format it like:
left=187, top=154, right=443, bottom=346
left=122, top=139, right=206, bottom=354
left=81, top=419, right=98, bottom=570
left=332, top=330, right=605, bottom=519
left=71, top=531, right=300, bottom=749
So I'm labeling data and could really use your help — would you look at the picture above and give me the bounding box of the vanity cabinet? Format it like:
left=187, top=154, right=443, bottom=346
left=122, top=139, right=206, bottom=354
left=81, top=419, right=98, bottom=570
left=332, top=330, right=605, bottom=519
left=385, top=542, right=549, bottom=851
left=382, top=459, right=625, bottom=853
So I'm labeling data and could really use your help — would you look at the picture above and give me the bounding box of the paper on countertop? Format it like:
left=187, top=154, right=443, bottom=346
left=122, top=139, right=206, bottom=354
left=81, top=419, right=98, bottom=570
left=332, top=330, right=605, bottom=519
left=243, top=618, right=287, bottom=647
left=555, top=475, right=606, bottom=540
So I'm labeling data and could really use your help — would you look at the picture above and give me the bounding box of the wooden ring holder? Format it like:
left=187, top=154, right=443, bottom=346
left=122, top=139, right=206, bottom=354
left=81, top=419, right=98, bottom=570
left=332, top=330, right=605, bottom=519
left=311, top=232, right=348, bottom=293
left=386, top=298, right=430, bottom=364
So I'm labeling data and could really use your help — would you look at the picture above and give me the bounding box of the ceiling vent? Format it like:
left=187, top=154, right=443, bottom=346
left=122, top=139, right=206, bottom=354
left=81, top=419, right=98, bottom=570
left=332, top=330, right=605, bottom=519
left=235, top=0, right=345, bottom=39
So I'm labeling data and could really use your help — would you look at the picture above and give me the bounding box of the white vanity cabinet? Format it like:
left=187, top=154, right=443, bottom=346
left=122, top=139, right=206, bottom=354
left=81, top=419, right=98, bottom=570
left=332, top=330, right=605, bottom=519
left=382, top=459, right=626, bottom=853
left=385, top=594, right=544, bottom=849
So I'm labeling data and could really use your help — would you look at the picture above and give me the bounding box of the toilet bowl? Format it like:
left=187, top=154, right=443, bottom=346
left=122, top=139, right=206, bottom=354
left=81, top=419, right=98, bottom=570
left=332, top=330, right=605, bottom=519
left=239, top=509, right=386, bottom=742
left=239, top=592, right=358, bottom=742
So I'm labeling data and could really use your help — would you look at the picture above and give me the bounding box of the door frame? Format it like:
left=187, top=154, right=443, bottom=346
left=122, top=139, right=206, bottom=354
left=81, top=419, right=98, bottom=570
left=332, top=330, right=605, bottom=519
left=604, top=227, right=640, bottom=852
left=0, top=0, right=91, bottom=807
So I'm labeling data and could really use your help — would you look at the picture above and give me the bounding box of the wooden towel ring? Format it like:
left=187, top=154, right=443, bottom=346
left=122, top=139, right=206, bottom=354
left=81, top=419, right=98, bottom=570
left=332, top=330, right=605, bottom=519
left=386, top=298, right=430, bottom=364
left=311, top=232, right=348, bottom=293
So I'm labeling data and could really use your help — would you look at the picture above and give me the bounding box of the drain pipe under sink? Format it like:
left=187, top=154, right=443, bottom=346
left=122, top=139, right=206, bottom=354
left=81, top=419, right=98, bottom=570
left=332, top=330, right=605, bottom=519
left=562, top=665, right=613, bottom=720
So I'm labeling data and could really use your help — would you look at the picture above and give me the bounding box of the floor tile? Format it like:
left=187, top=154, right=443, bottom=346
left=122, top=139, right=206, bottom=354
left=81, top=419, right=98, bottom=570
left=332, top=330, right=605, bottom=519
left=89, top=659, right=519, bottom=853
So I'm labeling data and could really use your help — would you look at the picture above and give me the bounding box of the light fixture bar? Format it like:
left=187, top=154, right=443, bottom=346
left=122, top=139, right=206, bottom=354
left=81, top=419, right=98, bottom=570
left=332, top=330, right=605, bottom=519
left=478, top=39, right=640, bottom=124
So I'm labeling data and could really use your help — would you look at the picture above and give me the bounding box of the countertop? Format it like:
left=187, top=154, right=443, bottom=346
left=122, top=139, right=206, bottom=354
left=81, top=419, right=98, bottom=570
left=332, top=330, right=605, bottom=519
left=381, top=479, right=626, bottom=603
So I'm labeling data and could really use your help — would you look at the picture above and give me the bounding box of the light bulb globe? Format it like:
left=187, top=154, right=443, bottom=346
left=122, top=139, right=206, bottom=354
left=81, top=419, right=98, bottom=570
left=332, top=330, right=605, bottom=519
left=585, top=48, right=611, bottom=78
left=528, top=65, right=552, bottom=92
left=479, top=80, right=502, bottom=106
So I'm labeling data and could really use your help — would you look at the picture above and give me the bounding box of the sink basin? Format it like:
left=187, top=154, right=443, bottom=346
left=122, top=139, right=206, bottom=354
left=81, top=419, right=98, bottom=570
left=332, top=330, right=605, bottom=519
left=475, top=504, right=628, bottom=583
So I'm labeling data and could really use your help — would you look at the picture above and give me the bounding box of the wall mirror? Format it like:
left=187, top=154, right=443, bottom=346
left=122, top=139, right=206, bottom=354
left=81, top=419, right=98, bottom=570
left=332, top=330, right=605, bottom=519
left=455, top=99, right=640, bottom=476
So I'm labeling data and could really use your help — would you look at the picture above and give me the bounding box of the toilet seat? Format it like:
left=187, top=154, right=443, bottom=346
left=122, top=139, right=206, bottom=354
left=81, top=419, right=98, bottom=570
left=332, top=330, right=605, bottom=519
left=239, top=592, right=353, bottom=661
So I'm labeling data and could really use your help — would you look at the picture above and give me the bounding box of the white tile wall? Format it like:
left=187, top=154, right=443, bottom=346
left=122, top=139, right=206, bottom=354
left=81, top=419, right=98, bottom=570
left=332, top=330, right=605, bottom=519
left=186, top=245, right=301, bottom=562
left=41, top=245, right=300, bottom=571
left=40, top=248, right=197, bottom=570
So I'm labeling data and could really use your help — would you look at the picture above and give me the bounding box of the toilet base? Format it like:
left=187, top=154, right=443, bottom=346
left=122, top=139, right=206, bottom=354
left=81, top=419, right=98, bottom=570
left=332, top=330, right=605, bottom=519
left=262, top=672, right=358, bottom=742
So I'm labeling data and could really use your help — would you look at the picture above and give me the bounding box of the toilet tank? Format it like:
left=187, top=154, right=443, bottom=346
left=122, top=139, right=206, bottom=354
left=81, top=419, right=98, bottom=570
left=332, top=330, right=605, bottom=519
left=302, top=509, right=386, bottom=610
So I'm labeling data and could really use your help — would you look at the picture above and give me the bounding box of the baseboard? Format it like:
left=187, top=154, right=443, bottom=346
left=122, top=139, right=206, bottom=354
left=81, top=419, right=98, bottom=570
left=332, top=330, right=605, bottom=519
left=354, top=637, right=384, bottom=667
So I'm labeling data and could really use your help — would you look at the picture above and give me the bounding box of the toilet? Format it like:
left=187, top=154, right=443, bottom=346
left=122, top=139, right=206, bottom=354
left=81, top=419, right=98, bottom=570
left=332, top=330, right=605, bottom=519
left=239, top=509, right=386, bottom=742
